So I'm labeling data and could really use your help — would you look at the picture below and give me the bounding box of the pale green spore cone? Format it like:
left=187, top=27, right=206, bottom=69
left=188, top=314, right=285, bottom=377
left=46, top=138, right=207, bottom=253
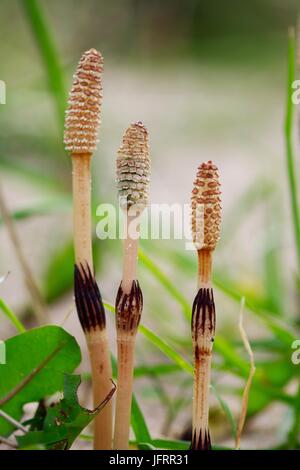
left=116, top=121, right=150, bottom=210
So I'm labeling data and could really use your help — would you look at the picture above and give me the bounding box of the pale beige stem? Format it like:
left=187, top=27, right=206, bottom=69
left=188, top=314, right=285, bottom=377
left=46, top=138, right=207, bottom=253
left=113, top=208, right=142, bottom=449
left=113, top=334, right=136, bottom=450
left=192, top=248, right=214, bottom=449
left=87, top=329, right=113, bottom=450
left=121, top=212, right=140, bottom=294
left=197, top=249, right=212, bottom=287
left=72, top=154, right=93, bottom=271
left=192, top=347, right=212, bottom=441
left=72, top=153, right=112, bottom=449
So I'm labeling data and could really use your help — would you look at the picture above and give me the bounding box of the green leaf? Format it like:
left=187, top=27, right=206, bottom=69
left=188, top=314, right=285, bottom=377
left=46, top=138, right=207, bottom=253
left=17, top=374, right=115, bottom=450
left=0, top=326, right=81, bottom=436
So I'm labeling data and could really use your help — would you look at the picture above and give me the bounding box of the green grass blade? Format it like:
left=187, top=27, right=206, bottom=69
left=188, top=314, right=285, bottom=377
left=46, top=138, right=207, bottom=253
left=211, top=384, right=237, bottom=439
left=104, top=299, right=293, bottom=429
left=0, top=197, right=71, bottom=226
left=0, top=299, right=26, bottom=333
left=0, top=156, right=65, bottom=192
left=134, top=363, right=180, bottom=378
left=141, top=244, right=292, bottom=346
left=139, top=325, right=193, bottom=375
left=138, top=247, right=191, bottom=320
left=148, top=438, right=190, bottom=450
left=285, top=28, right=300, bottom=273
left=21, top=0, right=66, bottom=129
left=213, top=275, right=295, bottom=346
left=131, top=395, right=152, bottom=442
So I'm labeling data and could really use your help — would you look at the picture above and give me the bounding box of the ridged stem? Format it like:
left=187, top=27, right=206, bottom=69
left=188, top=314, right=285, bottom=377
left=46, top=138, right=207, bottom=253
left=114, top=210, right=142, bottom=449
left=113, top=334, right=136, bottom=449
left=72, top=154, right=93, bottom=271
left=192, top=249, right=215, bottom=450
left=122, top=212, right=141, bottom=294
left=197, top=249, right=212, bottom=287
left=192, top=353, right=212, bottom=446
left=87, top=329, right=113, bottom=450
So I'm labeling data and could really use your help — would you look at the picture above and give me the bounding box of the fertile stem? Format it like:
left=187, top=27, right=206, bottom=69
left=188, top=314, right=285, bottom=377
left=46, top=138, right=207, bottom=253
left=114, top=122, right=149, bottom=449
left=65, top=49, right=113, bottom=450
left=190, top=161, right=221, bottom=450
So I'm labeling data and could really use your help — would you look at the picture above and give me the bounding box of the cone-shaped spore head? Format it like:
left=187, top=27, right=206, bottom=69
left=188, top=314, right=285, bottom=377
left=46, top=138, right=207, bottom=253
left=191, top=161, right=221, bottom=250
left=64, top=49, right=103, bottom=155
left=116, top=121, right=150, bottom=210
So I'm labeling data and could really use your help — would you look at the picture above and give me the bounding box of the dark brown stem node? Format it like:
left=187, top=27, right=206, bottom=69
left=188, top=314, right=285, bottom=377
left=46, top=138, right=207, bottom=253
left=115, top=280, right=143, bottom=334
left=192, top=287, right=216, bottom=346
left=191, top=428, right=212, bottom=450
left=74, top=263, right=106, bottom=332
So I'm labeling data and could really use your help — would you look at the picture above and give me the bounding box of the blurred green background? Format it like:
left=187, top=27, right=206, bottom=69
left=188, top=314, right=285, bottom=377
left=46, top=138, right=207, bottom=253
left=0, top=0, right=300, bottom=450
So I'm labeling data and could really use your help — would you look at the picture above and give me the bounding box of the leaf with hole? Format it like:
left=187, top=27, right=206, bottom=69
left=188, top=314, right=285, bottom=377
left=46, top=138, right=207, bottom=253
left=17, top=374, right=115, bottom=449
left=0, top=325, right=81, bottom=436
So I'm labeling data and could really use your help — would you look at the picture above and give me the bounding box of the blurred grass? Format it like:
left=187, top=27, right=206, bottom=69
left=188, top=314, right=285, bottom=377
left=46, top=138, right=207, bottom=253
left=21, top=0, right=66, bottom=130
left=285, top=28, right=300, bottom=274
left=0, top=298, right=26, bottom=333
